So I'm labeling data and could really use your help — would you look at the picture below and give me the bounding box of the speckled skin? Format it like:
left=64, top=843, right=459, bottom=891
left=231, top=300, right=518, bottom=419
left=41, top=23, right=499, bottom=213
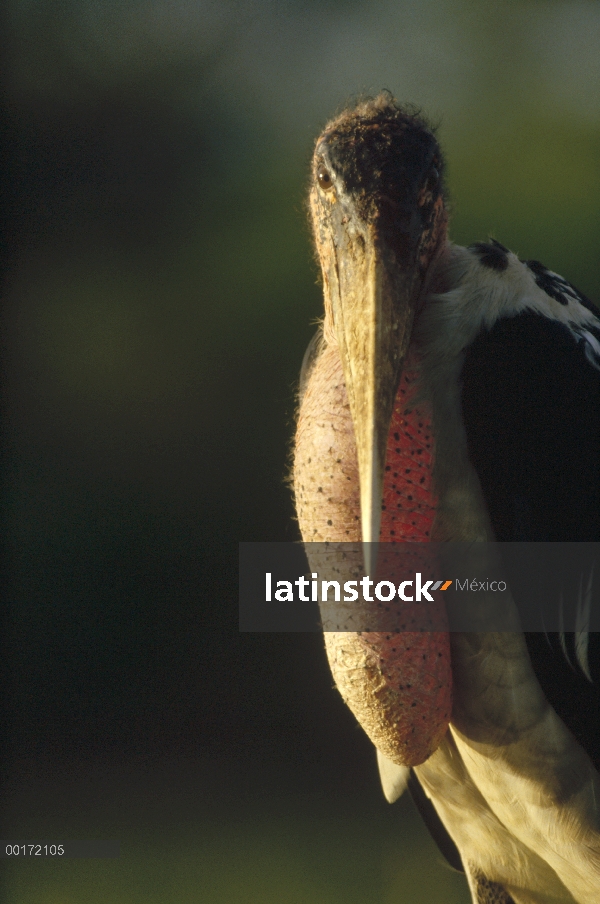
left=294, top=343, right=452, bottom=766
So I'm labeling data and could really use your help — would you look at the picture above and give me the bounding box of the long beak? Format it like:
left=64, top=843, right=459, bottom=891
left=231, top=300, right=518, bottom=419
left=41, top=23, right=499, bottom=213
left=330, top=225, right=420, bottom=574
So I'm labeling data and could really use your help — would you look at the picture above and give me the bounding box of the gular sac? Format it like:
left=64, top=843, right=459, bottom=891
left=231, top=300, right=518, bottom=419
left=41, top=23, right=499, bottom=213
left=294, top=343, right=452, bottom=766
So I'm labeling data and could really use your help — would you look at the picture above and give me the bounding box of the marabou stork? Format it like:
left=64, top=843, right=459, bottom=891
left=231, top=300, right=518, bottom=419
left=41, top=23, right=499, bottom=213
left=293, top=93, right=600, bottom=903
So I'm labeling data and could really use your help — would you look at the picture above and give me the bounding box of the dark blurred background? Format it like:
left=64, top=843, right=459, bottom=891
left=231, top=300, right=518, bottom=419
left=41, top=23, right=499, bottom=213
left=1, top=1, right=598, bottom=901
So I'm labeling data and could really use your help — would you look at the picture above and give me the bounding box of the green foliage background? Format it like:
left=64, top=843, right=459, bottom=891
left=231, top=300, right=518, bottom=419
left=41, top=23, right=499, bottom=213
left=2, top=1, right=599, bottom=900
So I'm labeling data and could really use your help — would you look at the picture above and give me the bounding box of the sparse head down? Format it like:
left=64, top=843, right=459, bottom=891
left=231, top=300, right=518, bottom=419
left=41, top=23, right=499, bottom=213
left=312, top=93, right=446, bottom=267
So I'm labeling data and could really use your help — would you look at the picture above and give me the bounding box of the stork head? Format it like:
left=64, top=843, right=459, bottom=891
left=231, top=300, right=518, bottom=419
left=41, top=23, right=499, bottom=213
left=309, top=93, right=447, bottom=564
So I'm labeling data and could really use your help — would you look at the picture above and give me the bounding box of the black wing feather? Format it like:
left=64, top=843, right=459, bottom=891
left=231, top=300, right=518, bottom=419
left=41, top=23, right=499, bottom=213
left=460, top=308, right=600, bottom=769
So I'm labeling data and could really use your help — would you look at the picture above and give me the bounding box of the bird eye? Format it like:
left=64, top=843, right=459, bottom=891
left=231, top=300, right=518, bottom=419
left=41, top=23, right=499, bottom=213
left=317, top=164, right=334, bottom=191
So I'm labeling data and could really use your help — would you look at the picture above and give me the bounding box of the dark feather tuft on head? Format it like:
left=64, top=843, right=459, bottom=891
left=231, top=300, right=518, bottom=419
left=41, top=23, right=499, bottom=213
left=312, top=93, right=446, bottom=269
left=316, top=92, right=445, bottom=221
